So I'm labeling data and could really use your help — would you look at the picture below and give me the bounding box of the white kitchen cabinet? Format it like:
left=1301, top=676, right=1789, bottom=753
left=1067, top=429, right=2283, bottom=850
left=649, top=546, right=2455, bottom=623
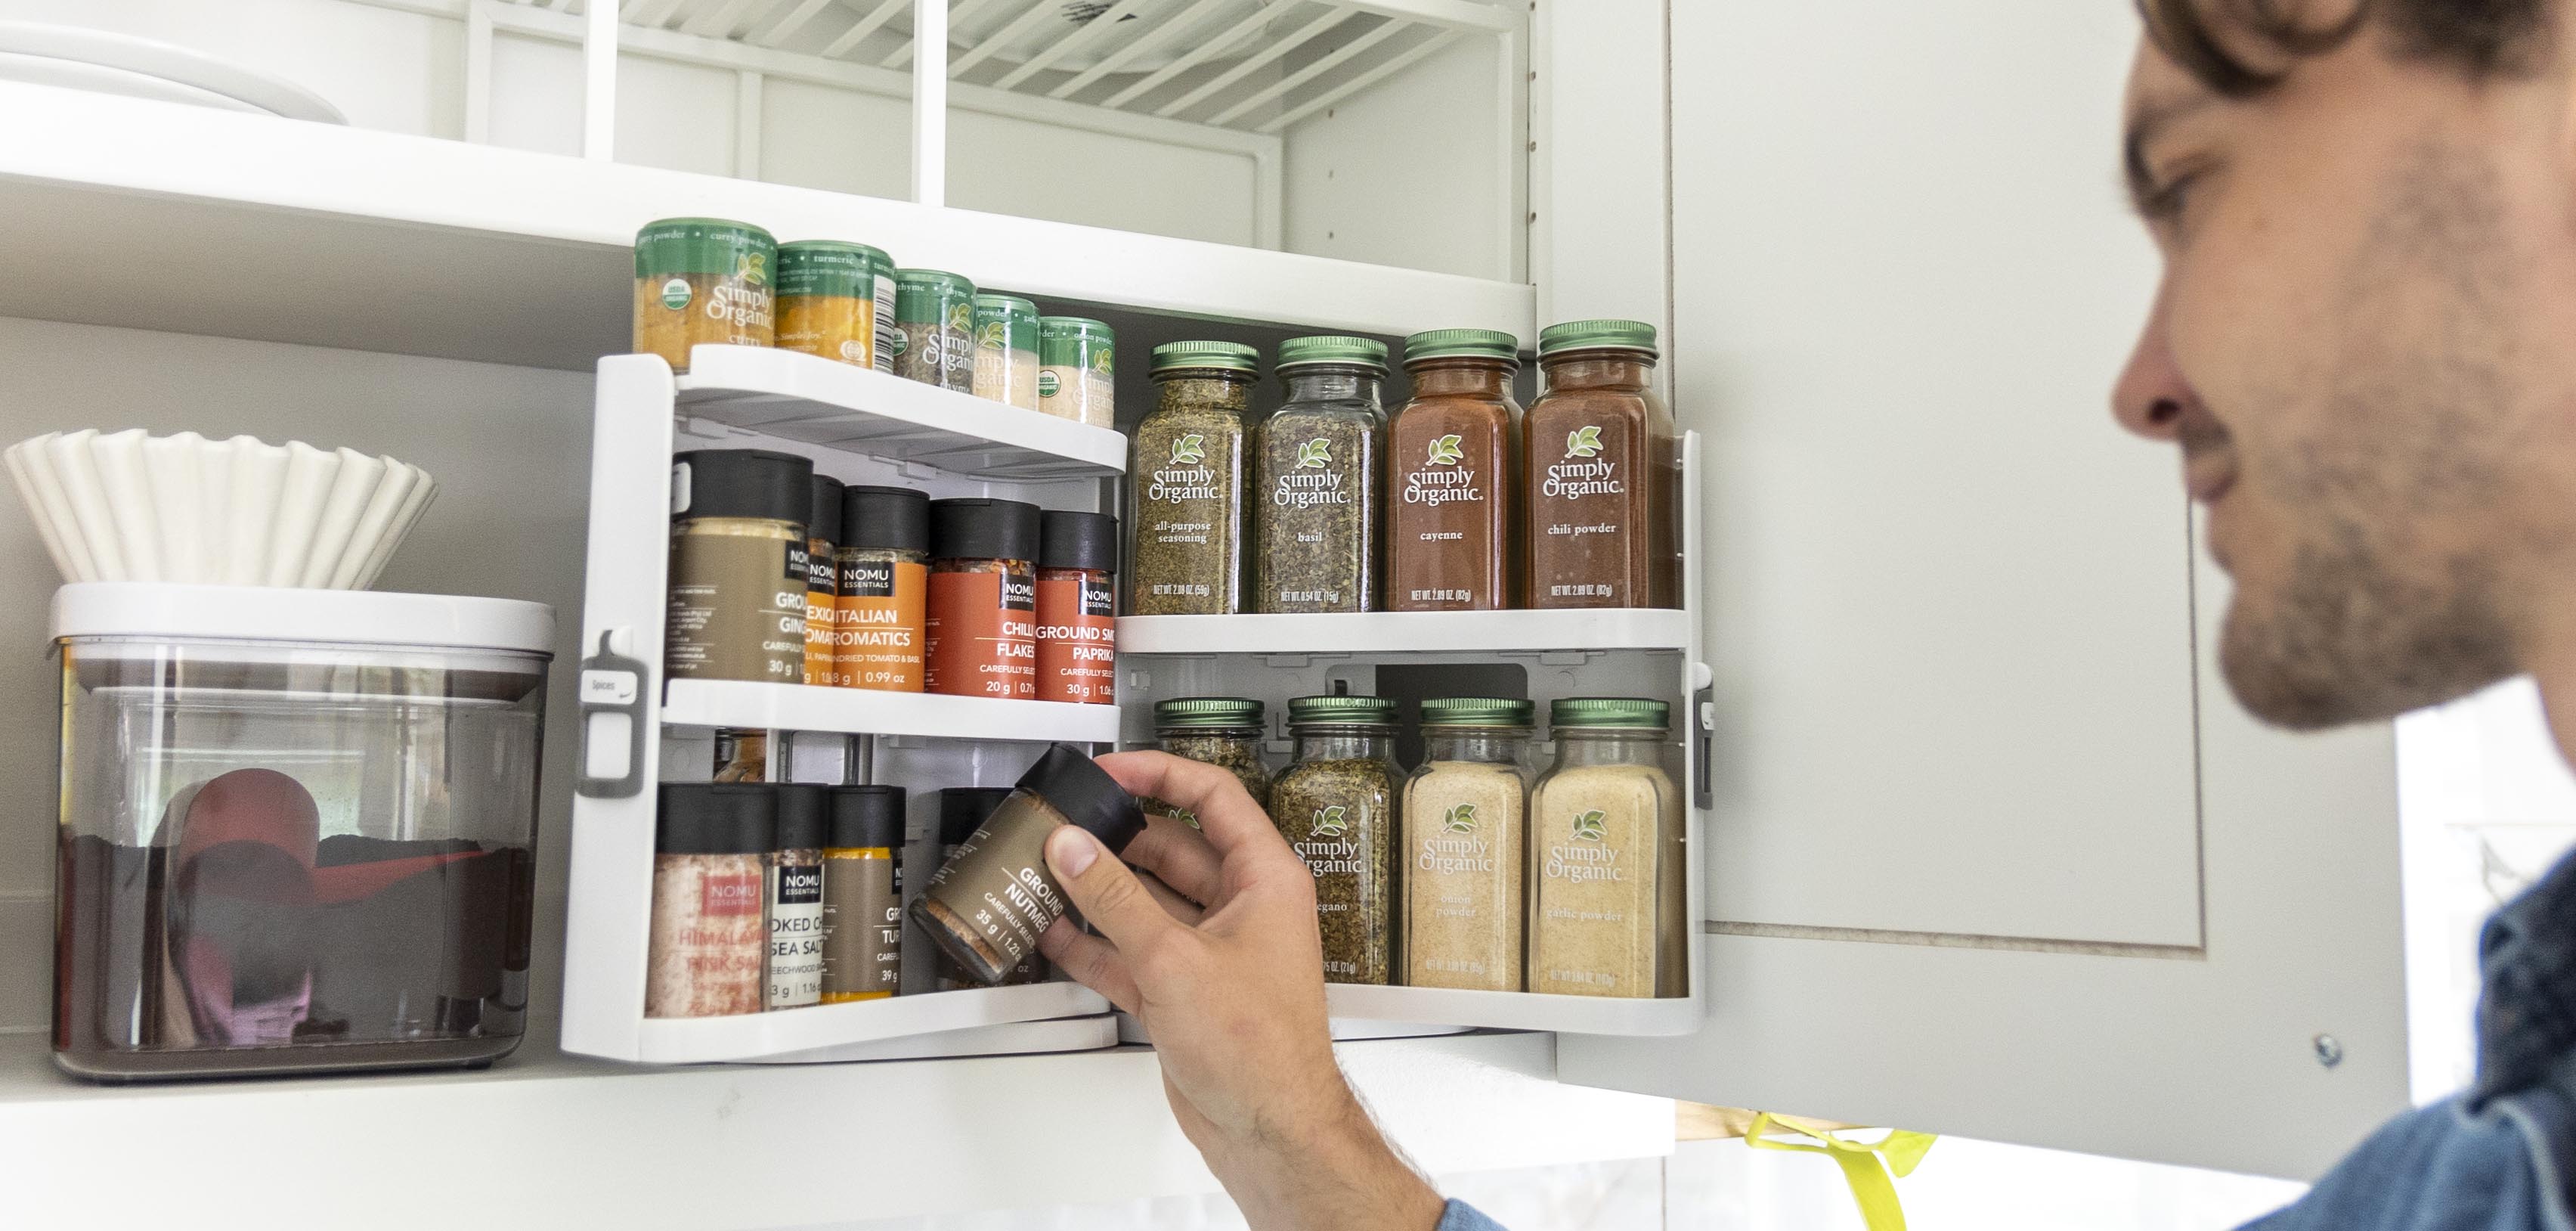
left=0, top=0, right=2412, bottom=1219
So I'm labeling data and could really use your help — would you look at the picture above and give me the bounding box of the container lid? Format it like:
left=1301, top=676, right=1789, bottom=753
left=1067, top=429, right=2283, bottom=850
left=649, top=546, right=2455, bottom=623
left=1420, top=697, right=1535, bottom=728
left=808, top=474, right=844, bottom=544
left=894, top=268, right=975, bottom=324
left=635, top=217, right=775, bottom=280
left=940, top=786, right=1014, bottom=845
left=52, top=582, right=556, bottom=655
left=828, top=784, right=906, bottom=849
left=1017, top=743, right=1146, bottom=855
left=1276, top=335, right=1389, bottom=374
left=974, top=295, right=1040, bottom=353
left=1538, top=319, right=1659, bottom=358
left=1153, top=696, right=1264, bottom=730
left=657, top=783, right=776, bottom=855
left=774, top=783, right=830, bottom=850
left=1286, top=693, right=1397, bottom=727
left=1403, top=327, right=1521, bottom=364
left=1150, top=340, right=1259, bottom=375
left=1550, top=696, right=1670, bottom=730
left=1039, top=510, right=1119, bottom=574
left=674, top=449, right=812, bottom=526
left=929, top=498, right=1040, bottom=562
left=776, top=240, right=893, bottom=298
left=842, top=485, right=929, bottom=553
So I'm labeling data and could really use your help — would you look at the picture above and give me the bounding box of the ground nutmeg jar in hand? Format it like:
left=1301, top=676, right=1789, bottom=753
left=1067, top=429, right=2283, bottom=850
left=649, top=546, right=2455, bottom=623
left=913, top=745, right=1146, bottom=987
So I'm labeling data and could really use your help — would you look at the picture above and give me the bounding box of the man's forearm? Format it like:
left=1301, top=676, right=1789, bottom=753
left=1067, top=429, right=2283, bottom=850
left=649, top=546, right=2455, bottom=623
left=1206, top=1090, right=1447, bottom=1231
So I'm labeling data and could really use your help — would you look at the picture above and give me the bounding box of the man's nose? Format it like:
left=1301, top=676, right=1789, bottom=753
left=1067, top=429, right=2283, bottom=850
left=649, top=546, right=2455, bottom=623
left=2113, top=285, right=2193, bottom=443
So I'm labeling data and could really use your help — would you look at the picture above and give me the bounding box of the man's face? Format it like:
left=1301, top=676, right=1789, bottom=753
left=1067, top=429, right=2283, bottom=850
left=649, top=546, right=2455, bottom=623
left=2114, top=11, right=2576, bottom=728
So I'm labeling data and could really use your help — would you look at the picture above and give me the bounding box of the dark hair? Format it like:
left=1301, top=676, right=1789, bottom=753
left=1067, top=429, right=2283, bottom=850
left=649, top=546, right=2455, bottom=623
left=2138, top=0, right=2552, bottom=95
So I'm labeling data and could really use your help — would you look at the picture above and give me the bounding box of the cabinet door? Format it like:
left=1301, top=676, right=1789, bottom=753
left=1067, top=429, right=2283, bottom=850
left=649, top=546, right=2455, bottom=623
left=1541, top=0, right=2408, bottom=1179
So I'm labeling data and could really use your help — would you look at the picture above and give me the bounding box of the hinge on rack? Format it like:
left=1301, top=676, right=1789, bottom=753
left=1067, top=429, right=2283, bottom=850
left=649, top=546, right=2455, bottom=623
left=1692, top=680, right=1716, bottom=811
left=575, top=630, right=653, bottom=799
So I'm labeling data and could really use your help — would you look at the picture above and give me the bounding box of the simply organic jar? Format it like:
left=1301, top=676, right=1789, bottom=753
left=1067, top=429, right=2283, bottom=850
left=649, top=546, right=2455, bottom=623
left=1523, top=320, right=1681, bottom=609
left=633, top=217, right=776, bottom=372
left=1389, top=328, right=1522, bottom=612
left=1129, top=341, right=1255, bottom=615
left=1526, top=697, right=1686, bottom=998
left=776, top=240, right=896, bottom=371
left=1254, top=335, right=1386, bottom=614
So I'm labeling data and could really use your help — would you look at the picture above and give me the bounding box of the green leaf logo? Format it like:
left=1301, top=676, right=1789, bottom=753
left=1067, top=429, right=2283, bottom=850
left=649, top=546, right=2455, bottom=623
left=977, top=320, right=1006, bottom=351
left=1565, top=426, right=1603, bottom=458
left=738, top=253, right=769, bottom=287
left=1444, top=804, right=1478, bottom=834
left=1170, top=434, right=1206, bottom=465
left=1426, top=434, right=1465, bottom=466
left=1091, top=347, right=1114, bottom=375
left=946, top=302, right=973, bottom=330
left=1295, top=438, right=1331, bottom=470
left=1571, top=809, right=1608, bottom=842
left=1311, top=805, right=1349, bottom=839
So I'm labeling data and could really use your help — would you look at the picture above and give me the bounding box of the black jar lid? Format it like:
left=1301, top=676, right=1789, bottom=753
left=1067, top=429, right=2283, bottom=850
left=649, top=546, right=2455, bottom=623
left=1039, top=510, right=1119, bottom=574
left=656, top=783, right=776, bottom=854
left=808, top=475, right=844, bottom=544
left=843, top=485, right=929, bottom=553
left=673, top=449, right=812, bottom=525
left=930, top=498, right=1041, bottom=562
left=1016, top=743, right=1146, bottom=855
left=774, top=783, right=829, bottom=851
left=940, top=786, right=1015, bottom=846
left=828, top=784, right=906, bottom=849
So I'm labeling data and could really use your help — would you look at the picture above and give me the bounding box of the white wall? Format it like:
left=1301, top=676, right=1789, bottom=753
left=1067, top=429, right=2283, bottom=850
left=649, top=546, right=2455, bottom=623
left=1283, top=34, right=1520, bottom=282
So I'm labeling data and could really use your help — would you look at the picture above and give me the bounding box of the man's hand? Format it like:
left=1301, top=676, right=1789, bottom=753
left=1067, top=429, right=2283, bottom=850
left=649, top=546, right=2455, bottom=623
left=1038, top=751, right=1446, bottom=1231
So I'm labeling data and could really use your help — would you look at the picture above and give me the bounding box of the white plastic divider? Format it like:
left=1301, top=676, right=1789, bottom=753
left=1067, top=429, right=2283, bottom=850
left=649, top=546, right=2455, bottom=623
left=677, top=345, right=1125, bottom=480
left=1119, top=607, right=1692, bottom=656
left=1325, top=982, right=1698, bottom=1036
left=664, top=678, right=1122, bottom=743
left=640, top=981, right=1110, bottom=1063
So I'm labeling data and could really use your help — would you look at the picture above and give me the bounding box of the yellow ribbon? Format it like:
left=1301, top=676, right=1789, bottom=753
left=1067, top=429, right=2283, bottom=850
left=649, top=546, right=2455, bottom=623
left=1744, top=1113, right=1937, bottom=1231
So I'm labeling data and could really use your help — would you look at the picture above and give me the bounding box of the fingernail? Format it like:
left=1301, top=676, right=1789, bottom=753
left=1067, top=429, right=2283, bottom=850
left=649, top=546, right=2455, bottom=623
left=1048, top=825, right=1099, bottom=878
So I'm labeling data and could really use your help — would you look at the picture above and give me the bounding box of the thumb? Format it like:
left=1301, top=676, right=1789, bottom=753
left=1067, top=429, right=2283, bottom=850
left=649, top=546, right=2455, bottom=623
left=1047, top=825, right=1176, bottom=955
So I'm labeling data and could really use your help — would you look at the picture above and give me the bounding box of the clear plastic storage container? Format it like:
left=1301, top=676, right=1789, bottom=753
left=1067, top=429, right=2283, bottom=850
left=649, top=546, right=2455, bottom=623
left=48, top=583, right=555, bottom=1081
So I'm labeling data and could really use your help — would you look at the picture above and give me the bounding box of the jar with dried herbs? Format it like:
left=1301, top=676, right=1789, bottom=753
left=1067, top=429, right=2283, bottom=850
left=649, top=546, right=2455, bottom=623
left=776, top=240, right=896, bottom=371
left=971, top=293, right=1041, bottom=411
left=892, top=268, right=976, bottom=392
left=1129, top=341, right=1253, bottom=615
left=1389, top=329, right=1522, bottom=611
left=633, top=218, right=775, bottom=374
left=1038, top=317, right=1116, bottom=427
left=1269, top=693, right=1400, bottom=984
left=1254, top=336, right=1386, bottom=612
left=1402, top=698, right=1532, bottom=991
left=1527, top=698, right=1686, bottom=998
left=1524, top=320, right=1682, bottom=609
left=1142, top=697, right=1271, bottom=829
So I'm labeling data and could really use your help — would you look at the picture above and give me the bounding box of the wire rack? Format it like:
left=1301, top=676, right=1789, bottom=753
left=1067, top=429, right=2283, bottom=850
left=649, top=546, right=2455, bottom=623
left=507, top=0, right=1512, bottom=133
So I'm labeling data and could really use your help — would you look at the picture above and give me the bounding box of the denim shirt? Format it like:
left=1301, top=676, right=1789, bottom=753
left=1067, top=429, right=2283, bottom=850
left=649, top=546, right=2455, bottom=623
left=2247, top=849, right=2576, bottom=1230
left=1440, top=1199, right=1506, bottom=1231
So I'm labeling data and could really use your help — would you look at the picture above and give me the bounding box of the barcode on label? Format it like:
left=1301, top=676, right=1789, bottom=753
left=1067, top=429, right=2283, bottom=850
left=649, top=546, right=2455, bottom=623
left=871, top=274, right=898, bottom=373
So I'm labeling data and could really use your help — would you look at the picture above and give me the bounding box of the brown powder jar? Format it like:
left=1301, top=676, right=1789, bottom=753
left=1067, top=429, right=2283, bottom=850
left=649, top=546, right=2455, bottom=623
left=924, top=498, right=1041, bottom=699
left=1387, top=330, right=1522, bottom=612
left=929, top=788, right=1047, bottom=988
left=1523, top=320, right=1681, bottom=609
left=914, top=746, right=1146, bottom=987
left=1036, top=510, right=1119, bottom=704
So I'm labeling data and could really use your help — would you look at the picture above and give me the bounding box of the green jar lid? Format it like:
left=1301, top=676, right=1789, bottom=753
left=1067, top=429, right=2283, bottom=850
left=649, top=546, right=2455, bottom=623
left=1154, top=696, right=1265, bottom=730
left=1538, top=318, right=1659, bottom=358
left=1039, top=317, right=1114, bottom=370
left=1150, top=340, right=1259, bottom=375
left=1420, top=697, right=1535, bottom=728
left=776, top=240, right=893, bottom=299
left=894, top=268, right=976, bottom=325
left=1550, top=696, right=1670, bottom=730
left=1286, top=693, right=1397, bottom=726
left=1276, top=335, right=1389, bottom=374
left=1403, top=328, right=1520, bottom=364
left=974, top=294, right=1039, bottom=353
left=636, top=217, right=776, bottom=281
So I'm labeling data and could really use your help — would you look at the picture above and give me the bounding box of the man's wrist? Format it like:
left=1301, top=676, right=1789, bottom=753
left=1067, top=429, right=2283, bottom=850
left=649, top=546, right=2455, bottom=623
left=1212, top=1087, right=1446, bottom=1231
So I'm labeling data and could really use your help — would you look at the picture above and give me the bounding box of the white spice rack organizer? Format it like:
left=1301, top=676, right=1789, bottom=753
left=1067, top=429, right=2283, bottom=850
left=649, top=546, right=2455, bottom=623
left=562, top=349, right=1126, bottom=1065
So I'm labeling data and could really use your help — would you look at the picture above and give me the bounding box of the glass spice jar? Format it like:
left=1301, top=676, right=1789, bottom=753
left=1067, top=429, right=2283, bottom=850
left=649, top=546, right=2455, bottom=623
left=914, top=746, right=1146, bottom=987
left=1526, top=698, right=1686, bottom=998
left=820, top=784, right=906, bottom=1003
left=776, top=240, right=896, bottom=371
left=924, top=498, right=1040, bottom=699
left=1388, top=329, right=1522, bottom=612
left=1255, top=336, right=1386, bottom=613
left=928, top=787, right=1046, bottom=988
left=766, top=783, right=828, bottom=1009
left=836, top=485, right=929, bottom=693
left=633, top=217, right=775, bottom=374
left=1038, top=317, right=1116, bottom=427
left=1401, top=698, right=1533, bottom=992
left=667, top=449, right=812, bottom=684
left=1270, top=693, right=1401, bottom=985
left=804, top=474, right=843, bottom=687
left=1129, top=341, right=1255, bottom=615
left=646, top=783, right=775, bottom=1019
left=1524, top=320, right=1682, bottom=609
left=892, top=268, right=977, bottom=392
left=1036, top=510, right=1119, bottom=705
left=971, top=293, right=1042, bottom=411
left=1143, top=697, right=1271, bottom=829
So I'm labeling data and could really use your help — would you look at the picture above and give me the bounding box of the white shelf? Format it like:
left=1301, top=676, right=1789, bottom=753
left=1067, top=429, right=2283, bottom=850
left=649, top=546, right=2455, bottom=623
left=676, top=346, right=1126, bottom=480
left=1325, top=984, right=1701, bottom=1036
left=1117, top=608, right=1692, bottom=656
left=663, top=678, right=1122, bottom=743
left=0, top=1031, right=1674, bottom=1228
left=0, top=81, right=1533, bottom=372
left=636, top=982, right=1113, bottom=1064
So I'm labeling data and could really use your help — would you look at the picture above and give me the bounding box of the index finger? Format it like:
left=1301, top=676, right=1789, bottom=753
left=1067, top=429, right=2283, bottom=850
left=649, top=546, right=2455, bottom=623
left=1096, top=751, right=1281, bottom=857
